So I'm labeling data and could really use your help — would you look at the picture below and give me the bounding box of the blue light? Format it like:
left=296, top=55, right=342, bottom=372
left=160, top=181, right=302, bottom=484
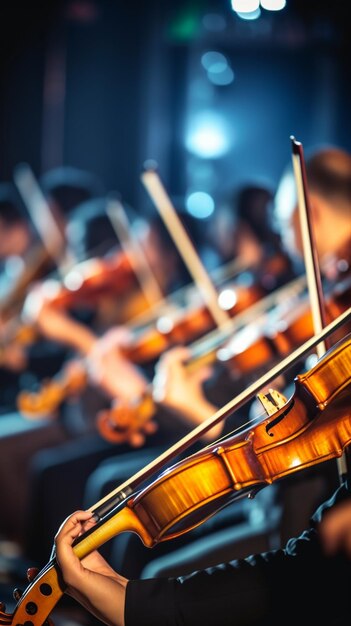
left=236, top=8, right=261, bottom=20
left=186, top=191, right=215, bottom=218
left=208, top=66, right=234, bottom=85
left=201, top=51, right=228, bottom=73
left=260, top=0, right=286, bottom=10
left=231, top=0, right=260, bottom=12
left=186, top=111, right=231, bottom=158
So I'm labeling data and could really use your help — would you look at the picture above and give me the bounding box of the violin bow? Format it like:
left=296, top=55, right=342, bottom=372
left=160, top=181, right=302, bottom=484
left=141, top=165, right=230, bottom=329
left=13, top=162, right=77, bottom=277
left=105, top=195, right=165, bottom=307
left=290, top=135, right=348, bottom=481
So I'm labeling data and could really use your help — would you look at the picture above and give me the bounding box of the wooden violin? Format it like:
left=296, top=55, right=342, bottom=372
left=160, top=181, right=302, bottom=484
left=17, top=360, right=88, bottom=419
left=1, top=315, right=351, bottom=626
left=15, top=258, right=291, bottom=424
left=97, top=268, right=351, bottom=443
left=40, top=250, right=139, bottom=309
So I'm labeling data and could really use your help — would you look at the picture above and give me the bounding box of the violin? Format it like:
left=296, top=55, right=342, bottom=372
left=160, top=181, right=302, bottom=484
left=16, top=360, right=88, bottom=419
left=41, top=249, right=139, bottom=309
left=1, top=317, right=351, bottom=626
left=16, top=252, right=292, bottom=422
left=97, top=269, right=351, bottom=443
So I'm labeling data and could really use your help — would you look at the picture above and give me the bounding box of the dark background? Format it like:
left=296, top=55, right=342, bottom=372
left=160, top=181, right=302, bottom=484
left=0, top=0, right=350, bottom=215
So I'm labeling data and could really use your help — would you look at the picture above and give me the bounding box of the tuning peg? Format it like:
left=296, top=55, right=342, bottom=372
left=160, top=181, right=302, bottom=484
left=0, top=601, right=6, bottom=611
left=27, top=567, right=39, bottom=581
left=13, top=588, right=23, bottom=601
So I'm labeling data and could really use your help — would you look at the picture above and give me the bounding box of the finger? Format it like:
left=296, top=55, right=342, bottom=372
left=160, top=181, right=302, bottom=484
left=27, top=567, right=39, bottom=582
left=56, top=510, right=94, bottom=538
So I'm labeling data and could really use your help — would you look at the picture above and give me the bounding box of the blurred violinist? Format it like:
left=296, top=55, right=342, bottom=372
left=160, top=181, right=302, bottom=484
left=0, top=166, right=105, bottom=374
left=276, top=145, right=351, bottom=277
left=151, top=146, right=351, bottom=441
left=0, top=181, right=64, bottom=409
left=143, top=182, right=296, bottom=436
left=21, top=206, right=198, bottom=407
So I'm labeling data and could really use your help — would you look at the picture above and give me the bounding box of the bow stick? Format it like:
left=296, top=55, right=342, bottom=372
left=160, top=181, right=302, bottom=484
left=141, top=165, right=230, bottom=329
left=13, top=163, right=77, bottom=277
left=291, top=135, right=348, bottom=481
left=106, top=195, right=164, bottom=307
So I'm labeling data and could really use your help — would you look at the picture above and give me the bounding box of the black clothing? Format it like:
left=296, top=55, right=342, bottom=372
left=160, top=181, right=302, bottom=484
left=126, top=479, right=351, bottom=626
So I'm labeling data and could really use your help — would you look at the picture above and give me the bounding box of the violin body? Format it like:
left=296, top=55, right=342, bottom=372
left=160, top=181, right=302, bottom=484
left=48, top=251, right=138, bottom=309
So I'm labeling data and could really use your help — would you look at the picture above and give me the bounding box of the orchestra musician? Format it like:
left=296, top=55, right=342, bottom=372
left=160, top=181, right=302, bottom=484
left=149, top=146, right=351, bottom=431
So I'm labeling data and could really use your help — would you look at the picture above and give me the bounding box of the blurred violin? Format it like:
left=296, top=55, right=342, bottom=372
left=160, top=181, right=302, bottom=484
left=100, top=248, right=294, bottom=365
left=17, top=360, right=88, bottom=419
left=98, top=268, right=351, bottom=443
left=16, top=255, right=293, bottom=426
left=2, top=316, right=351, bottom=626
left=40, top=250, right=139, bottom=309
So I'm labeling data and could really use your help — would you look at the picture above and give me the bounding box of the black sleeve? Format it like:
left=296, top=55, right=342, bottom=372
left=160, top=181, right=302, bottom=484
left=125, top=481, right=351, bottom=626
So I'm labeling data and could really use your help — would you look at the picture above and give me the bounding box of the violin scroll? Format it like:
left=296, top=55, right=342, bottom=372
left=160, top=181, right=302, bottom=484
left=97, top=392, right=155, bottom=443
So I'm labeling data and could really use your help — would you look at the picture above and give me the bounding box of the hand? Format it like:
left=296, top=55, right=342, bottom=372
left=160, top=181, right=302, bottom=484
left=318, top=498, right=351, bottom=558
left=152, top=346, right=222, bottom=440
left=55, top=509, right=127, bottom=626
left=87, top=327, right=147, bottom=402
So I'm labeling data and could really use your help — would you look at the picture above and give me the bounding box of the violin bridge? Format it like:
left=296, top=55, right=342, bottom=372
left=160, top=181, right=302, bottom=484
left=256, top=388, right=287, bottom=416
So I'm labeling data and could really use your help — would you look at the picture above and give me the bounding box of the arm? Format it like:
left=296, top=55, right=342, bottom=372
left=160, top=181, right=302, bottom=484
left=22, top=280, right=97, bottom=354
left=23, top=284, right=148, bottom=404
left=54, top=488, right=351, bottom=626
